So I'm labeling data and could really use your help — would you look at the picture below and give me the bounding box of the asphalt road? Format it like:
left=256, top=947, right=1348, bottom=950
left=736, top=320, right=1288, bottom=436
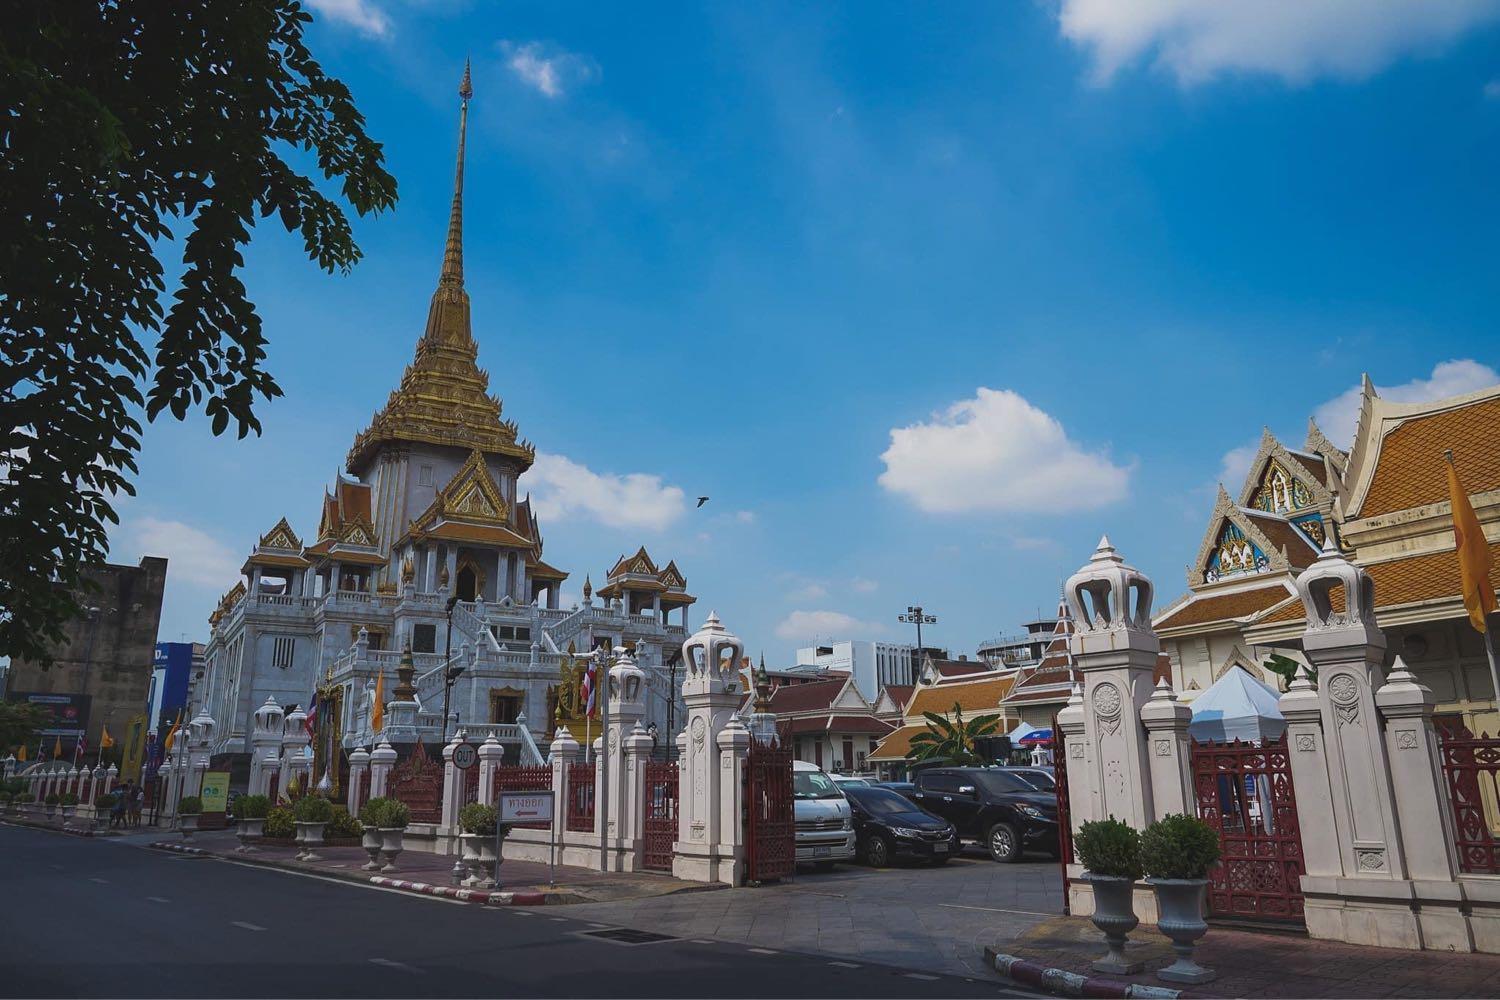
left=0, top=825, right=1033, bottom=998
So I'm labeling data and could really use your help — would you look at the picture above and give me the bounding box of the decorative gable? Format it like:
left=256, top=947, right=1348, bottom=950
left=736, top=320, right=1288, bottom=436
left=259, top=517, right=302, bottom=551
left=339, top=519, right=377, bottom=547
left=438, top=450, right=509, bottom=524
left=1247, top=458, right=1314, bottom=515
left=1233, top=428, right=1332, bottom=516
left=1207, top=522, right=1266, bottom=580
left=658, top=560, right=686, bottom=589
left=1189, top=486, right=1297, bottom=587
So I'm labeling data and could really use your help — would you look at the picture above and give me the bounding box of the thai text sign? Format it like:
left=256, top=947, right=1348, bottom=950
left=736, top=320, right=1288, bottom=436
left=499, top=790, right=554, bottom=825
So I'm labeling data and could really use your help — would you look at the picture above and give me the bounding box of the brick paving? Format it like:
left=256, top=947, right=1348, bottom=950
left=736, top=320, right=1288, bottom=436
left=1004, top=914, right=1500, bottom=999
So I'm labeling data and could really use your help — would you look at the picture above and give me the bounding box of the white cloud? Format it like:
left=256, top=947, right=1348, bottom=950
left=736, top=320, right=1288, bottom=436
left=305, top=0, right=391, bottom=38
left=787, top=583, right=829, bottom=603
left=878, top=387, right=1130, bottom=514
left=523, top=452, right=686, bottom=531
left=116, top=516, right=239, bottom=589
left=1011, top=536, right=1060, bottom=552
left=500, top=41, right=597, bottom=99
left=1057, top=0, right=1500, bottom=86
left=1219, top=439, right=1260, bottom=488
left=775, top=609, right=888, bottom=642
left=851, top=576, right=879, bottom=593
left=733, top=510, right=756, bottom=524
left=1314, top=359, right=1500, bottom=448
left=1486, top=78, right=1500, bottom=99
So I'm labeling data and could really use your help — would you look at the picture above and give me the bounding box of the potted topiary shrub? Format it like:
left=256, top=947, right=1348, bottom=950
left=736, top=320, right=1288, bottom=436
left=1073, top=817, right=1144, bottom=975
left=379, top=799, right=410, bottom=873
left=358, top=798, right=390, bottom=871
left=458, top=803, right=498, bottom=888
left=292, top=795, right=334, bottom=861
left=178, top=795, right=202, bottom=840
left=326, top=805, right=363, bottom=845
left=235, top=794, right=271, bottom=852
left=44, top=792, right=60, bottom=820
left=93, top=794, right=117, bottom=831
left=60, top=791, right=79, bottom=824
left=1141, top=813, right=1222, bottom=985
left=14, top=791, right=35, bottom=815
left=0, top=791, right=11, bottom=815
left=264, top=805, right=295, bottom=841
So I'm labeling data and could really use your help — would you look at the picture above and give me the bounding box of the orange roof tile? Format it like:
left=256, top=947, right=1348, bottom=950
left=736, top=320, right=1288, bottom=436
left=869, top=724, right=925, bottom=761
left=416, top=521, right=533, bottom=547
left=908, top=674, right=1014, bottom=717
left=1156, top=583, right=1294, bottom=630
left=1256, top=541, right=1500, bottom=624
left=1360, top=397, right=1500, bottom=518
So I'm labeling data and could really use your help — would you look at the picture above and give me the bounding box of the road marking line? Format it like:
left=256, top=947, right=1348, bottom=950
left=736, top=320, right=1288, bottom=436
left=219, top=859, right=469, bottom=905
left=89, top=877, right=109, bottom=884
left=147, top=896, right=171, bottom=904
left=369, top=958, right=420, bottom=974
left=748, top=947, right=779, bottom=955
left=231, top=921, right=266, bottom=932
left=691, top=939, right=715, bottom=944
left=548, top=916, right=568, bottom=922
left=586, top=923, right=611, bottom=929
left=904, top=973, right=939, bottom=981
left=828, top=961, right=861, bottom=968
left=938, top=902, right=1056, bottom=918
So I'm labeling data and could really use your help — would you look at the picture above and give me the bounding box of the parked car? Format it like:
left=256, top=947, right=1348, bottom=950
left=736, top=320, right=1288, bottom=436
left=792, top=760, right=856, bottom=868
left=829, top=774, right=875, bottom=788
left=844, top=785, right=958, bottom=867
left=876, top=780, right=916, bottom=796
left=1006, top=767, right=1056, bottom=792
left=909, top=766, right=1059, bottom=862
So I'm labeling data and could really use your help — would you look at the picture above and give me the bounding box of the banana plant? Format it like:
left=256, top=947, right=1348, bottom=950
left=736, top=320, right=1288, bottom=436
left=908, top=703, right=1003, bottom=765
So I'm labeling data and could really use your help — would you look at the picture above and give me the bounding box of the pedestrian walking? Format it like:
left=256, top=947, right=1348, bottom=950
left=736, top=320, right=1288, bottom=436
left=110, top=783, right=129, bottom=829
left=129, top=782, right=144, bottom=828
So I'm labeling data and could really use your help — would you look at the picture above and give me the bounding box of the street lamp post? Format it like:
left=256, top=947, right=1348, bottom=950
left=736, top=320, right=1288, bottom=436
left=441, top=596, right=466, bottom=744
left=898, top=605, right=937, bottom=684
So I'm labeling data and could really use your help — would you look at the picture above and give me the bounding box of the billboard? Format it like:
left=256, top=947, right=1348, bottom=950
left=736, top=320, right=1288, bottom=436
left=9, top=692, right=91, bottom=739
left=151, top=643, right=193, bottom=734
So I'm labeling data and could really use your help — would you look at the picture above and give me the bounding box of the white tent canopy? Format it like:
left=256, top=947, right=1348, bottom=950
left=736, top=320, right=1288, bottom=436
left=1188, top=666, right=1286, bottom=744
left=1008, top=721, right=1039, bottom=741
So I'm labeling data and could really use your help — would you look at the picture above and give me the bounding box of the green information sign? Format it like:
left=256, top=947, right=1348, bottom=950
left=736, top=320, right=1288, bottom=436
left=200, top=771, right=230, bottom=814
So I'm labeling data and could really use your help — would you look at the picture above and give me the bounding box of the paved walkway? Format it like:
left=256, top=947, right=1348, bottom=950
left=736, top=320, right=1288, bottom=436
left=567, top=848, right=1065, bottom=979
left=1002, top=914, right=1500, bottom=998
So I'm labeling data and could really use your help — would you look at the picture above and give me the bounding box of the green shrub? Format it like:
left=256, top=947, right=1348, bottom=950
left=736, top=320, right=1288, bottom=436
left=383, top=799, right=411, bottom=829
left=1141, top=813, right=1222, bottom=880
left=178, top=795, right=202, bottom=815
left=359, top=796, right=391, bottom=828
left=326, top=806, right=363, bottom=839
left=45, top=792, right=59, bottom=805
left=236, top=794, right=271, bottom=820
left=1074, top=818, right=1142, bottom=880
left=0, top=791, right=11, bottom=804
left=95, top=793, right=118, bottom=810
left=264, top=805, right=295, bottom=839
left=60, top=791, right=78, bottom=806
left=14, top=792, right=34, bottom=804
left=293, top=795, right=334, bottom=823
left=459, top=802, right=497, bottom=836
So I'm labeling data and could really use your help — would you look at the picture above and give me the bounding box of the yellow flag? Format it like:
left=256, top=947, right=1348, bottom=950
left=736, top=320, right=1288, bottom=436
left=372, top=670, right=386, bottom=733
left=16, top=744, right=26, bottom=762
left=53, top=736, right=63, bottom=759
left=1447, top=455, right=1497, bottom=633
left=163, top=710, right=184, bottom=751
left=100, top=726, right=116, bottom=750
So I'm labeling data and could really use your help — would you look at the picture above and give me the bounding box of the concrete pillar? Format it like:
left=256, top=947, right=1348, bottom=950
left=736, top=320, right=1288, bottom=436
left=672, top=612, right=745, bottom=884
left=599, top=648, right=648, bottom=870
left=714, top=715, right=751, bottom=885
left=1281, top=665, right=1342, bottom=880
left=1293, top=538, right=1418, bottom=949
left=103, top=763, right=117, bottom=797
left=1139, top=677, right=1194, bottom=820
left=440, top=731, right=468, bottom=838
left=347, top=746, right=370, bottom=813
left=1376, top=657, right=1473, bottom=952
left=477, top=735, right=504, bottom=806
left=369, top=737, right=397, bottom=799
left=550, top=725, right=580, bottom=856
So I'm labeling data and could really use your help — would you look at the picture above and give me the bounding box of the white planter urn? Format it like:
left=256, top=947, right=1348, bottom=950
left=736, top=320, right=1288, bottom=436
left=361, top=827, right=384, bottom=871
left=61, top=805, right=76, bottom=824
left=1084, top=874, right=1143, bottom=975
left=236, top=818, right=265, bottom=853
left=1149, top=878, right=1214, bottom=984
left=472, top=838, right=498, bottom=889
left=179, top=813, right=199, bottom=841
left=295, top=821, right=327, bottom=861
left=379, top=827, right=405, bottom=873
left=459, top=832, right=483, bottom=885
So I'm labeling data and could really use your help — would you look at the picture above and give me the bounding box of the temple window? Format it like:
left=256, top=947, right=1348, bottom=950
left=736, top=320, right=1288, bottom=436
left=271, top=636, right=295, bottom=669
left=412, top=623, right=437, bottom=654
left=418, top=464, right=434, bottom=487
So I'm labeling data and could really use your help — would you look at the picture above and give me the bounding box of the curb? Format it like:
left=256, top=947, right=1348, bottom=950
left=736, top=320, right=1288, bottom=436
left=982, top=947, right=1184, bottom=999
left=146, top=842, right=580, bottom=905
left=3, top=816, right=115, bottom=839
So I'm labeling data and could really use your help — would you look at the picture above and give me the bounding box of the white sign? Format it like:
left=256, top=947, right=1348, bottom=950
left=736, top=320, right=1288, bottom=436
left=499, top=790, right=554, bottom=824
left=452, top=743, right=477, bottom=770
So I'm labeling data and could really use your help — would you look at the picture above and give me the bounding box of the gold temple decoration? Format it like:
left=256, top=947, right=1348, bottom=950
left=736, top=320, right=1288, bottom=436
left=346, top=61, right=534, bottom=475
left=753, top=654, right=772, bottom=714
left=437, top=562, right=450, bottom=588
left=400, top=556, right=415, bottom=584
left=394, top=642, right=417, bottom=702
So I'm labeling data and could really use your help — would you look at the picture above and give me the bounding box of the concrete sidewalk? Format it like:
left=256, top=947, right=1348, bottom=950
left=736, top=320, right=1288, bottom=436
left=1000, top=914, right=1500, bottom=998
left=140, top=827, right=717, bottom=905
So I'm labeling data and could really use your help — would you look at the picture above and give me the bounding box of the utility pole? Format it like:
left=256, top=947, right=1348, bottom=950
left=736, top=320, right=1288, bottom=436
left=441, top=595, right=466, bottom=744
left=899, top=605, right=937, bottom=684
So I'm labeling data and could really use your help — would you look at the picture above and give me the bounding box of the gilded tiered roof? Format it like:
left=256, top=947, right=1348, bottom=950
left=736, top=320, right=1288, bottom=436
left=346, top=62, right=535, bottom=475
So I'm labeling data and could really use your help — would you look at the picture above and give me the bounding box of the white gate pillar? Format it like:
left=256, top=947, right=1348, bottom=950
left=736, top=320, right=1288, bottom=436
left=601, top=647, right=648, bottom=871
left=476, top=735, right=503, bottom=807
left=369, top=737, right=397, bottom=799
left=1140, top=678, right=1194, bottom=820
left=347, top=745, right=370, bottom=812
left=672, top=612, right=745, bottom=884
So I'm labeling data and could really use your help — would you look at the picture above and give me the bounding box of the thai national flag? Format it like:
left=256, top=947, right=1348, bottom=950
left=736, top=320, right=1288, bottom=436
left=305, top=691, right=319, bottom=738
left=581, top=660, right=597, bottom=718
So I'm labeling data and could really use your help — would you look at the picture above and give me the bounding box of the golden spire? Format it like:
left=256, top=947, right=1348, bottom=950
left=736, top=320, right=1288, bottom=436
left=440, top=59, right=472, bottom=292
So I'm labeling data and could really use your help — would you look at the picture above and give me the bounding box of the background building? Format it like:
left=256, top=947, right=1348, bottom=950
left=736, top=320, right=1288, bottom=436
left=793, top=639, right=919, bottom=700
left=5, top=556, right=167, bottom=756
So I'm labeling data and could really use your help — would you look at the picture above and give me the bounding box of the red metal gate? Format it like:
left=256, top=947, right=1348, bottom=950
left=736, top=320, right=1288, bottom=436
left=1052, top=711, right=1073, bottom=915
left=643, top=760, right=678, bottom=872
left=1436, top=721, right=1500, bottom=874
left=566, top=760, right=595, bottom=833
left=389, top=743, right=443, bottom=824
left=744, top=740, right=794, bottom=883
left=1191, top=736, right=1305, bottom=925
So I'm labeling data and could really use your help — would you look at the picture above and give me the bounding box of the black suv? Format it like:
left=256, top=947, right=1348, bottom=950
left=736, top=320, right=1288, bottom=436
left=908, top=767, right=1058, bottom=862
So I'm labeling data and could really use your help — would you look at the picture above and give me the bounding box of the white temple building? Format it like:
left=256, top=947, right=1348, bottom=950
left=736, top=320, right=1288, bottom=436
left=198, top=67, right=694, bottom=779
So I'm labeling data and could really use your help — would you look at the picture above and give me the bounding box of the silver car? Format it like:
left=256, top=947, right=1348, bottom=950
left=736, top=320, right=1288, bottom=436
left=793, top=760, right=856, bottom=867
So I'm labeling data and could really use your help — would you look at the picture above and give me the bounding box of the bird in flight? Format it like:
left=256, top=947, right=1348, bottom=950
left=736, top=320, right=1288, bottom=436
left=696, top=496, right=710, bottom=508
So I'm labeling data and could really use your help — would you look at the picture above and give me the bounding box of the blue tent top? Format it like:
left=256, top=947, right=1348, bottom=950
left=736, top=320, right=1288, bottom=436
left=1188, top=666, right=1286, bottom=744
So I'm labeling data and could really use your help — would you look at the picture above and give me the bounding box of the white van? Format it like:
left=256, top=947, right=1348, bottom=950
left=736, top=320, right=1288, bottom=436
left=793, top=760, right=856, bottom=867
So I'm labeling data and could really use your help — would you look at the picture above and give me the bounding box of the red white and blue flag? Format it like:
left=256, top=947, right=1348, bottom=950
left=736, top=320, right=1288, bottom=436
left=305, top=691, right=319, bottom=738
left=581, top=659, right=598, bottom=718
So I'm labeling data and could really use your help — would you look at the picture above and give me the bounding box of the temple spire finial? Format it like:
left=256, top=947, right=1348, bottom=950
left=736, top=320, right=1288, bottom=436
left=440, top=60, right=472, bottom=291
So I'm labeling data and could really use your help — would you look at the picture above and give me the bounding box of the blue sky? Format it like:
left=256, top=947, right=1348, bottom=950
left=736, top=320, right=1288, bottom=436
left=111, top=0, right=1500, bottom=663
